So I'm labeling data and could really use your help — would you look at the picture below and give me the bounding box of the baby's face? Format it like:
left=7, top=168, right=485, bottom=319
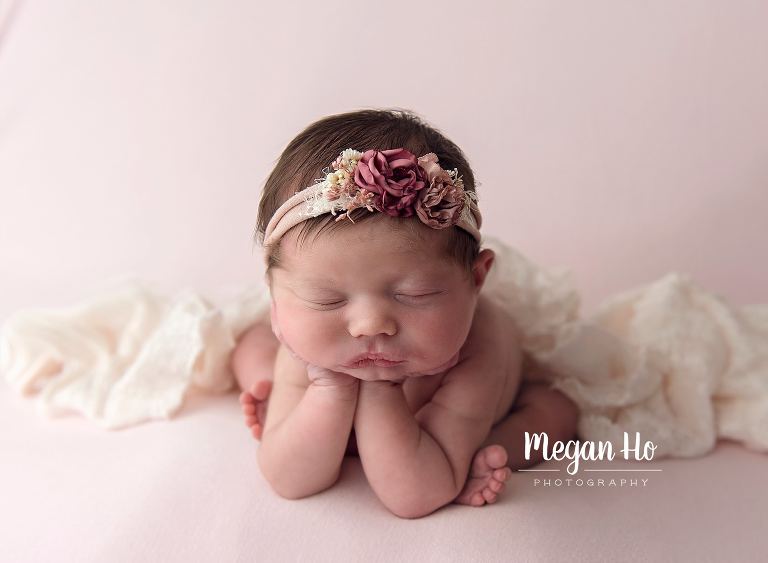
left=268, top=218, right=491, bottom=381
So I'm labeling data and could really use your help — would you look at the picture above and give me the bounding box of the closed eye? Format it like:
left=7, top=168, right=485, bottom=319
left=395, top=291, right=444, bottom=302
left=307, top=300, right=346, bottom=308
left=305, top=291, right=445, bottom=309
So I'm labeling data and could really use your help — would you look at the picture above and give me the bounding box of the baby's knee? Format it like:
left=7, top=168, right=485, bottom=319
left=518, top=383, right=580, bottom=440
left=550, top=388, right=579, bottom=439
left=238, top=319, right=277, bottom=347
left=229, top=322, right=279, bottom=381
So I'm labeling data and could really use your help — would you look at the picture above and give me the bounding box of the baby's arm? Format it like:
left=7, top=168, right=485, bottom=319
left=353, top=381, right=456, bottom=518
left=257, top=345, right=359, bottom=500
left=354, top=360, right=500, bottom=519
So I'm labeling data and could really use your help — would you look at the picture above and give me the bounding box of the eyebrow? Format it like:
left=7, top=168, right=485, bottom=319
left=291, top=271, right=447, bottom=287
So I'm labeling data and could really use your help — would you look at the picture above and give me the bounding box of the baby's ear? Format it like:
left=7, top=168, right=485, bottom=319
left=269, top=299, right=283, bottom=343
left=471, top=248, right=496, bottom=291
left=264, top=270, right=274, bottom=290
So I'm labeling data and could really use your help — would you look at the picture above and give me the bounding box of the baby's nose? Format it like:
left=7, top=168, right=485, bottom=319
left=346, top=299, right=397, bottom=338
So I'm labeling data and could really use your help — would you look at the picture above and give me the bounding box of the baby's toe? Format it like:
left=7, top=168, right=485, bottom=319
left=471, top=492, right=485, bottom=506
left=250, top=424, right=262, bottom=439
left=482, top=488, right=498, bottom=503
left=493, top=467, right=512, bottom=482
left=244, top=415, right=258, bottom=427
left=484, top=445, right=509, bottom=469
left=489, top=480, right=506, bottom=494
left=242, top=403, right=257, bottom=415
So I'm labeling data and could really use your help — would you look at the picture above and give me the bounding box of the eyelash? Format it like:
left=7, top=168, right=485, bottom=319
left=309, top=292, right=443, bottom=308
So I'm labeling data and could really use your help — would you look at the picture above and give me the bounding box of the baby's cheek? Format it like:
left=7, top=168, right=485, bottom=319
left=276, top=303, right=337, bottom=359
left=413, top=312, right=471, bottom=356
left=269, top=300, right=282, bottom=343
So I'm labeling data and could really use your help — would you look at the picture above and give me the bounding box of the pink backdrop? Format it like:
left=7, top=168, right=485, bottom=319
left=2, top=2, right=768, bottom=561
left=1, top=0, right=766, bottom=318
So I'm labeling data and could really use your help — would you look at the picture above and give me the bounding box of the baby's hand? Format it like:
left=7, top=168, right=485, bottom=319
left=306, top=364, right=360, bottom=388
left=354, top=372, right=408, bottom=385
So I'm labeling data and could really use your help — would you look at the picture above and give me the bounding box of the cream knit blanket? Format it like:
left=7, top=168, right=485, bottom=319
left=2, top=236, right=766, bottom=459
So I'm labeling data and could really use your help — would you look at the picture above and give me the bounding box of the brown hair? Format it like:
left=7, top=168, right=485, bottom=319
left=254, top=108, right=480, bottom=282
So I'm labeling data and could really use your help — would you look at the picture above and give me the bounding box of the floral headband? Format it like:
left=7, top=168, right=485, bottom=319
left=262, top=148, right=483, bottom=248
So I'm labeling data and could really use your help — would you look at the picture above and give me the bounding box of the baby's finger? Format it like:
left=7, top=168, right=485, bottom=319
left=305, top=364, right=327, bottom=379
left=239, top=391, right=254, bottom=405
left=284, top=344, right=302, bottom=361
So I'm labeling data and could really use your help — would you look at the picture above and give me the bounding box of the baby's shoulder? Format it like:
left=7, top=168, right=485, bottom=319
left=461, top=294, right=522, bottom=366
left=418, top=295, right=522, bottom=421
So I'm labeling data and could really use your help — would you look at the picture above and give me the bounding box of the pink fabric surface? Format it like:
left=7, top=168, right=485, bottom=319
left=2, top=1, right=767, bottom=561
left=1, top=384, right=766, bottom=562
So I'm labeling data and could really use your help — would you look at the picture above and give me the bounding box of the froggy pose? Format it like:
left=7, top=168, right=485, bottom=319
left=231, top=109, right=579, bottom=519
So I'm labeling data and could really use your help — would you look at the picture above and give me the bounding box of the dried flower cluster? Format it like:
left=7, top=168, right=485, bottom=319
left=314, top=147, right=469, bottom=227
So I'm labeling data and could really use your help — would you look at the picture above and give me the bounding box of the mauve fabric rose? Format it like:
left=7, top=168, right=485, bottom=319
left=415, top=153, right=466, bottom=228
left=353, top=148, right=427, bottom=217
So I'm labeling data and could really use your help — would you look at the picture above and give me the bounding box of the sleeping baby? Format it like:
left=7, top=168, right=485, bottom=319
left=230, top=109, right=579, bottom=519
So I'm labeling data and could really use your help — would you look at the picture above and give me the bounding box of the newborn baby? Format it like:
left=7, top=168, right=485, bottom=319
left=231, top=109, right=578, bottom=519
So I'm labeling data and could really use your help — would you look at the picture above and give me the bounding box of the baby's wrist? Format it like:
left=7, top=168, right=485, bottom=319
left=359, top=379, right=405, bottom=394
left=308, top=377, right=360, bottom=399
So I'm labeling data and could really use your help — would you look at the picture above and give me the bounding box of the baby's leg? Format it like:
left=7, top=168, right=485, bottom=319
left=230, top=319, right=280, bottom=390
left=483, top=381, right=579, bottom=470
left=229, top=320, right=280, bottom=439
left=454, top=382, right=578, bottom=506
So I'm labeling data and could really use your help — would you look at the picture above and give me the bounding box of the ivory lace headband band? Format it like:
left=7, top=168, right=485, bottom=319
left=262, top=148, right=483, bottom=248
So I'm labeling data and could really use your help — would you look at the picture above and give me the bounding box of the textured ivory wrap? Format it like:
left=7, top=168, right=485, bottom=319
left=2, top=235, right=767, bottom=463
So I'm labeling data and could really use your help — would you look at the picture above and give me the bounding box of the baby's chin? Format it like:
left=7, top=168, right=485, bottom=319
left=334, top=363, right=412, bottom=382
left=334, top=358, right=455, bottom=382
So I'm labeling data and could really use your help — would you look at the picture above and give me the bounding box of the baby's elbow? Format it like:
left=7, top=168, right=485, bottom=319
left=385, top=464, right=464, bottom=519
left=389, top=500, right=447, bottom=520
left=262, top=470, right=340, bottom=501
left=257, top=446, right=340, bottom=500
left=386, top=489, right=456, bottom=520
left=390, top=507, right=434, bottom=520
left=270, top=484, right=329, bottom=501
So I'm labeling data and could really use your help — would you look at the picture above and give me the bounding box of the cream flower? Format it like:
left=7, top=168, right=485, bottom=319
left=333, top=148, right=364, bottom=172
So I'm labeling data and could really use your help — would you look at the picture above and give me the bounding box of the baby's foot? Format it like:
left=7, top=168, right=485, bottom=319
left=454, top=444, right=513, bottom=507
left=239, top=380, right=272, bottom=440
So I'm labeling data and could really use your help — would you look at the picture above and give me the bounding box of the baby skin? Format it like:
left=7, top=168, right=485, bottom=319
left=232, top=301, right=579, bottom=511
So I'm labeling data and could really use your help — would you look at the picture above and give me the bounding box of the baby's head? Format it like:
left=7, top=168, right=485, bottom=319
left=254, top=109, right=495, bottom=380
